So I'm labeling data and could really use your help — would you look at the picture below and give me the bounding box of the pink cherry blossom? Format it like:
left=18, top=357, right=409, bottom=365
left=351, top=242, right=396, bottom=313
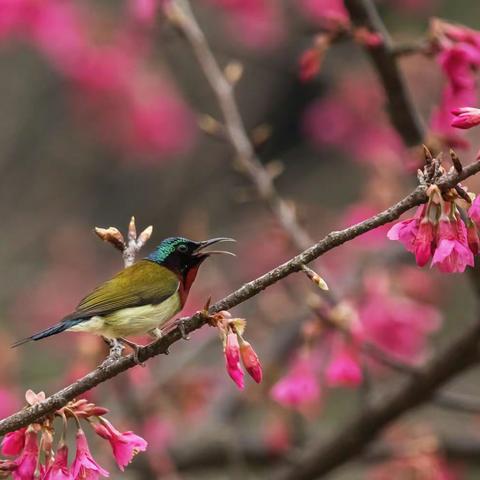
left=92, top=419, right=147, bottom=472
left=239, top=340, right=263, bottom=383
left=387, top=205, right=425, bottom=253
left=42, top=444, right=72, bottom=480
left=224, top=332, right=244, bottom=389
left=451, top=107, right=480, bottom=129
left=413, top=218, right=436, bottom=267
left=71, top=429, right=109, bottom=479
left=1, top=428, right=26, bottom=456
left=270, top=356, right=321, bottom=409
left=469, top=196, right=480, bottom=227
left=12, top=428, right=38, bottom=480
left=325, top=347, right=362, bottom=388
left=204, top=0, right=283, bottom=49
left=359, top=279, right=441, bottom=363
left=127, top=0, right=160, bottom=26
left=297, top=0, right=350, bottom=29
left=431, top=217, right=474, bottom=273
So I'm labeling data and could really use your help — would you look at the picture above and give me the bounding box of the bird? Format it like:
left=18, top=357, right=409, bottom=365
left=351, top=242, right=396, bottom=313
left=13, top=236, right=235, bottom=359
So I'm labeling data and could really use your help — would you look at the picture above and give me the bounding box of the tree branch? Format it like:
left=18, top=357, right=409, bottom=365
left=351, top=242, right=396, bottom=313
left=343, top=0, right=425, bottom=146
left=168, top=0, right=313, bottom=251
left=0, top=160, right=477, bottom=437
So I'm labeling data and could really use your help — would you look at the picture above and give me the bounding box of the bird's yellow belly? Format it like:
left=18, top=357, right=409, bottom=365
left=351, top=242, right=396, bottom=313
left=67, top=293, right=182, bottom=339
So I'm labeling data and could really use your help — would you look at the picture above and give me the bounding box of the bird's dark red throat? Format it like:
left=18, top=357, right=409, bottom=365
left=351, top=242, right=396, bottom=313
left=179, top=237, right=236, bottom=302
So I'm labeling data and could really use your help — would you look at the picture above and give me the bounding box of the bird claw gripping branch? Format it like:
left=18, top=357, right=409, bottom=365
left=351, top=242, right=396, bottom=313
left=0, top=390, right=147, bottom=478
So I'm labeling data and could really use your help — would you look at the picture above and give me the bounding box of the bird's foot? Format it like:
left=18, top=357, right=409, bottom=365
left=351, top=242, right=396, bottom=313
left=101, top=339, right=125, bottom=367
left=147, top=328, right=170, bottom=354
left=174, top=317, right=190, bottom=341
left=118, top=338, right=145, bottom=366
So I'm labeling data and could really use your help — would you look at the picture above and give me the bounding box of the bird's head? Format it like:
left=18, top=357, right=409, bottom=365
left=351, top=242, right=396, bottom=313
left=146, top=236, right=236, bottom=275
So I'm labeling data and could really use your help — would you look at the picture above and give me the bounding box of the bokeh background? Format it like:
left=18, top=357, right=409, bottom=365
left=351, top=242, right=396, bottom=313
left=2, top=0, right=480, bottom=478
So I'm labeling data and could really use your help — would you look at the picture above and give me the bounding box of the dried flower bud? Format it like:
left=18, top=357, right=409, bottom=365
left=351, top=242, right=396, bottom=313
left=301, top=265, right=329, bottom=290
left=128, top=216, right=137, bottom=242
left=224, top=61, right=243, bottom=85
left=94, top=227, right=125, bottom=251
left=137, top=225, right=153, bottom=248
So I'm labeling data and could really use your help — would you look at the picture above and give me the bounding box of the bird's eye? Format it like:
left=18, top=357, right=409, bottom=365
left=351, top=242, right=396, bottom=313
left=177, top=244, right=188, bottom=253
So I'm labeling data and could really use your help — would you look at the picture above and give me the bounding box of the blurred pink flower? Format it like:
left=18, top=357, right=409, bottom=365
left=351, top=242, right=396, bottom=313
left=302, top=76, right=408, bottom=166
left=92, top=419, right=147, bottom=472
left=297, top=0, right=349, bottom=29
left=1, top=428, right=26, bottom=457
left=12, top=428, right=38, bottom=480
left=239, top=339, right=263, bottom=383
left=359, top=279, right=441, bottom=362
left=431, top=216, right=474, bottom=273
left=0, top=389, right=21, bottom=421
left=71, top=429, right=109, bottom=479
left=429, top=23, right=480, bottom=146
left=42, top=444, right=72, bottom=480
left=468, top=196, right=480, bottom=226
left=224, top=332, right=244, bottom=389
left=0, top=0, right=195, bottom=161
left=325, top=347, right=362, bottom=388
left=451, top=107, right=480, bottom=129
left=271, top=356, right=321, bottom=409
left=204, top=0, right=283, bottom=48
left=127, top=0, right=160, bottom=26
left=343, top=203, right=391, bottom=248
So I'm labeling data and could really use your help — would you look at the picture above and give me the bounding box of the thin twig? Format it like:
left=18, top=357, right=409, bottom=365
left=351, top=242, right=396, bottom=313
left=0, top=160, right=478, bottom=436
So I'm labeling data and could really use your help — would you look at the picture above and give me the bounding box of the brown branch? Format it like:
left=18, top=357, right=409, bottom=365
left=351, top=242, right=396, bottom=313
left=0, top=160, right=477, bottom=437
left=167, top=0, right=313, bottom=251
left=343, top=0, right=425, bottom=146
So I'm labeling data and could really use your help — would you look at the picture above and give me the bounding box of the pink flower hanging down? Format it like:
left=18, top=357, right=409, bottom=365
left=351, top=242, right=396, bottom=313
left=387, top=205, right=425, bottom=253
left=431, top=216, right=474, bottom=273
left=469, top=195, right=480, bottom=227
left=325, top=346, right=362, bottom=388
left=451, top=107, right=480, bottom=129
left=92, top=419, right=147, bottom=472
left=270, top=357, right=321, bottom=409
left=71, top=429, right=109, bottom=479
left=12, top=428, right=38, bottom=480
left=224, top=332, right=244, bottom=389
left=1, top=428, right=26, bottom=456
left=239, top=339, right=263, bottom=383
left=43, top=444, right=73, bottom=480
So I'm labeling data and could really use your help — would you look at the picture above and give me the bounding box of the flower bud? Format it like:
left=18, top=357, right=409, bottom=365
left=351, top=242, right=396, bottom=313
left=239, top=340, right=263, bottom=384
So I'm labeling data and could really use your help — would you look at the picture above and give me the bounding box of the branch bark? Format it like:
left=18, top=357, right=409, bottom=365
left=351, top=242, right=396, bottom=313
left=344, top=0, right=425, bottom=146
left=0, top=160, right=477, bottom=436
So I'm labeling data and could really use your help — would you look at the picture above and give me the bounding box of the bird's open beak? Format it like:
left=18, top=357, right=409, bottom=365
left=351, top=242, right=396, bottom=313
left=194, top=237, right=236, bottom=257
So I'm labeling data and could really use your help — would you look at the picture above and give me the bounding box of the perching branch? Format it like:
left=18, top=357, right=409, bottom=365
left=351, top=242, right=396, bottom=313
left=0, top=159, right=478, bottom=436
left=343, top=0, right=425, bottom=146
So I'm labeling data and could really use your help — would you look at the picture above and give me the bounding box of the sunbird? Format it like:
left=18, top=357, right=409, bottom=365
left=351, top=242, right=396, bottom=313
left=13, top=237, right=235, bottom=354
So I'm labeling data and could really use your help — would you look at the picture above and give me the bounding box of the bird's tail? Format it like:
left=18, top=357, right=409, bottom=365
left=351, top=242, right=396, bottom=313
left=11, top=318, right=85, bottom=347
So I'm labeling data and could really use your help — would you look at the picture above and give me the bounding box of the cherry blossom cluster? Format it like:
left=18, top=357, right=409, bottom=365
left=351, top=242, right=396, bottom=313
left=0, top=390, right=147, bottom=479
left=429, top=19, right=480, bottom=147
left=388, top=152, right=480, bottom=273
left=270, top=269, right=441, bottom=413
left=209, top=311, right=263, bottom=390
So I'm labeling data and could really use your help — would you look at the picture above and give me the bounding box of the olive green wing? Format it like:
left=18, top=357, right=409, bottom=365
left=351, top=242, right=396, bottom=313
left=64, top=260, right=179, bottom=321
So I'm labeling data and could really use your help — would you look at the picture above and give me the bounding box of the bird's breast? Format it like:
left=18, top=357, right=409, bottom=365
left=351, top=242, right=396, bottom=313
left=69, top=293, right=182, bottom=339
